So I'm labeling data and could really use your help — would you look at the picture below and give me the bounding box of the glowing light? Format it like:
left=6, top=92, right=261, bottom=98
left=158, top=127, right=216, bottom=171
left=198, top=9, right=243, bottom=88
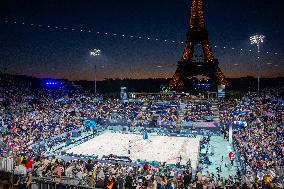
left=250, top=34, right=265, bottom=45
left=90, top=49, right=101, bottom=56
left=3, top=19, right=281, bottom=55
left=46, top=81, right=60, bottom=85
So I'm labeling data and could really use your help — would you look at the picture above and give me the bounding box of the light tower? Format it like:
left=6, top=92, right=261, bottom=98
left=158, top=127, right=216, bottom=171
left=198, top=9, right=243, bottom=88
left=90, top=49, right=101, bottom=95
left=250, top=34, right=265, bottom=95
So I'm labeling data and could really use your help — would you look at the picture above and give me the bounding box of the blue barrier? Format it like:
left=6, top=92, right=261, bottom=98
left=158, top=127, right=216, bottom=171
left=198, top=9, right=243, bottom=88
left=204, top=115, right=213, bottom=121
left=83, top=120, right=97, bottom=128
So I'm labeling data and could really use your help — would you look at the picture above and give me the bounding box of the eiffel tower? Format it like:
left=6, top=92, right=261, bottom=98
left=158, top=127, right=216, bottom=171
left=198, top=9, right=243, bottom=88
left=169, top=0, right=228, bottom=92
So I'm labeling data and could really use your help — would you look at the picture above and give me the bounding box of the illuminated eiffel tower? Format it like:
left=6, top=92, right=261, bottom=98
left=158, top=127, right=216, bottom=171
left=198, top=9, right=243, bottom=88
left=169, top=0, right=228, bottom=92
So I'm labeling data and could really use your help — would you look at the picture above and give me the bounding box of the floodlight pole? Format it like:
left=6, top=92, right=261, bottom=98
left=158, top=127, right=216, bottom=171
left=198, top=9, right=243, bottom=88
left=94, top=64, right=97, bottom=95
left=90, top=49, right=101, bottom=95
left=257, top=43, right=260, bottom=96
left=250, top=34, right=264, bottom=96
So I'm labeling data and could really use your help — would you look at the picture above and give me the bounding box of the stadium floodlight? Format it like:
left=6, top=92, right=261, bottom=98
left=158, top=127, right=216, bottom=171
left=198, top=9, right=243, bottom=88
left=250, top=35, right=265, bottom=55
left=90, top=49, right=101, bottom=95
left=90, top=49, right=101, bottom=57
left=250, top=34, right=265, bottom=95
left=250, top=35, right=265, bottom=45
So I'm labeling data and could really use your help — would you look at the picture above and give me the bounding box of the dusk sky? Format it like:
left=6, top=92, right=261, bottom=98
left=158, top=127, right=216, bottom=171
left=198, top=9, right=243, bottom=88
left=0, top=0, right=283, bottom=81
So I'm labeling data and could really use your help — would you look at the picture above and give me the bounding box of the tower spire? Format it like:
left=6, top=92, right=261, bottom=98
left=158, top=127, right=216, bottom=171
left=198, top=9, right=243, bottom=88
left=190, top=0, right=205, bottom=29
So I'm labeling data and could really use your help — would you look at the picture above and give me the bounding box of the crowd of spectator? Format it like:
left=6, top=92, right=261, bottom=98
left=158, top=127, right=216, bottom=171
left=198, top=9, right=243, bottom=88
left=0, top=75, right=90, bottom=158
left=13, top=154, right=244, bottom=189
left=219, top=87, right=283, bottom=188
left=184, top=102, right=213, bottom=122
left=0, top=74, right=283, bottom=188
left=0, top=75, right=212, bottom=159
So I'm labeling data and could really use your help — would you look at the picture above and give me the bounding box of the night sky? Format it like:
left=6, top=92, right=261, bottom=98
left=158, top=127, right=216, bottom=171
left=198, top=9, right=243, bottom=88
left=0, top=0, right=283, bottom=81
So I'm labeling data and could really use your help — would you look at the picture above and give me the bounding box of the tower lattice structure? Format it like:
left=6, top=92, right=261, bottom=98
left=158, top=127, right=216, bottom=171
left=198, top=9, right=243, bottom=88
left=169, top=0, right=228, bottom=92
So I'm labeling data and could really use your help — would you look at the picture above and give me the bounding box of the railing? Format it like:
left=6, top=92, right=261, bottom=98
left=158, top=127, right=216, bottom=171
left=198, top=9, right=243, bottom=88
left=1, top=157, right=96, bottom=188
left=0, top=155, right=98, bottom=188
left=31, top=177, right=98, bottom=189
left=0, top=157, right=14, bottom=173
left=0, top=157, right=13, bottom=189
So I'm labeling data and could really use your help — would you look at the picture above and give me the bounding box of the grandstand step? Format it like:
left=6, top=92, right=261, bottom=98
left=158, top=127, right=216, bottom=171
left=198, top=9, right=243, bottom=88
left=211, top=103, right=220, bottom=123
